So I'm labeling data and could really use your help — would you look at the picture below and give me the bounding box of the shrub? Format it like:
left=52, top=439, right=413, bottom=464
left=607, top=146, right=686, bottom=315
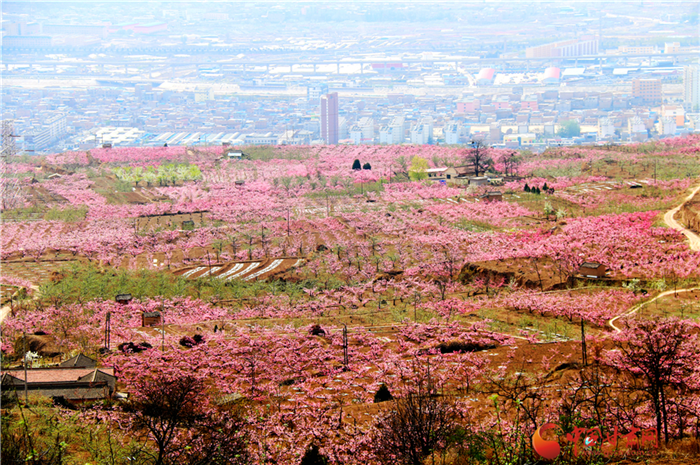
left=118, top=342, right=152, bottom=353
left=179, top=335, right=205, bottom=348
left=436, top=340, right=496, bottom=354
left=309, top=324, right=326, bottom=336
left=300, top=444, right=328, bottom=465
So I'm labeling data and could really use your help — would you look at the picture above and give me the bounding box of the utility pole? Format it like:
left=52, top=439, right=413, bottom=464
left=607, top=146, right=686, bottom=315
left=414, top=292, right=419, bottom=322
left=161, top=298, right=165, bottom=352
left=104, top=312, right=111, bottom=351
left=581, top=319, right=587, bottom=366
left=24, top=331, right=28, bottom=402
left=342, top=324, right=349, bottom=370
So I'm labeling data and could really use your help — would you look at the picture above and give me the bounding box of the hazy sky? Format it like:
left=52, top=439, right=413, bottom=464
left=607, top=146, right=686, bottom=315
left=4, top=0, right=698, bottom=3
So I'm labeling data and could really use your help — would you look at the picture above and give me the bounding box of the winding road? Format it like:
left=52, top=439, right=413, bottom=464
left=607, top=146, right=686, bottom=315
left=608, top=183, right=700, bottom=332
left=0, top=285, right=39, bottom=325
left=663, top=184, right=700, bottom=251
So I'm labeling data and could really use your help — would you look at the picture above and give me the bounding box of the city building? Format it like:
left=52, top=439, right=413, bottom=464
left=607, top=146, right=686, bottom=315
left=320, top=92, right=339, bottom=144
left=3, top=36, right=52, bottom=47
left=526, top=38, right=598, bottom=58
left=379, top=116, right=405, bottom=144
left=410, top=117, right=434, bottom=144
left=684, top=65, right=700, bottom=112
left=628, top=116, right=647, bottom=141
left=618, top=45, right=657, bottom=54
left=598, top=117, right=616, bottom=139
left=456, top=96, right=480, bottom=113
left=476, top=68, right=496, bottom=86
left=661, top=105, right=685, bottom=127
left=664, top=42, right=681, bottom=54
left=350, top=117, right=374, bottom=144
left=240, top=133, right=279, bottom=145
left=658, top=116, right=677, bottom=136
left=308, top=83, right=329, bottom=101
left=444, top=121, right=462, bottom=145
left=541, top=67, right=561, bottom=85
left=632, top=79, right=662, bottom=105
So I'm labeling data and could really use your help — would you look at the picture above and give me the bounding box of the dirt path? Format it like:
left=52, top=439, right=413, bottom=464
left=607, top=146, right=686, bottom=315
left=0, top=285, right=40, bottom=325
left=663, top=183, right=700, bottom=251
left=0, top=304, right=11, bottom=325
left=608, top=287, right=700, bottom=333
left=607, top=185, right=700, bottom=332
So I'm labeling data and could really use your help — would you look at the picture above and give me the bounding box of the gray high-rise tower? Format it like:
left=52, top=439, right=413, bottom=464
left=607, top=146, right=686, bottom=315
left=320, top=92, right=339, bottom=145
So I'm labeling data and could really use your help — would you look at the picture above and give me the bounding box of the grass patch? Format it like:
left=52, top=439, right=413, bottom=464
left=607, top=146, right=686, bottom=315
left=43, top=206, right=88, bottom=222
left=38, top=262, right=315, bottom=306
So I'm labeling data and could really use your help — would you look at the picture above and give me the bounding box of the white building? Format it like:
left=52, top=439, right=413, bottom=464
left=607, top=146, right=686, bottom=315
left=410, top=117, right=433, bottom=145
left=444, top=121, right=462, bottom=145
left=598, top=118, right=615, bottom=139
left=240, top=133, right=278, bottom=145
left=349, top=125, right=363, bottom=145
left=338, top=117, right=348, bottom=140
left=45, top=114, right=67, bottom=142
left=628, top=116, right=646, bottom=134
left=659, top=116, right=677, bottom=136
left=350, top=117, right=374, bottom=144
left=684, top=65, right=700, bottom=112
left=379, top=116, right=405, bottom=144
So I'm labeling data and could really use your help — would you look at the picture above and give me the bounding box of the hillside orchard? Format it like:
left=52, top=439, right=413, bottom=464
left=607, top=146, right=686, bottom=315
left=2, top=138, right=700, bottom=464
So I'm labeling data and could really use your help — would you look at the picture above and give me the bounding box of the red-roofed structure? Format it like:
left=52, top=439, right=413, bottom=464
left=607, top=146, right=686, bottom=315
left=2, top=367, right=116, bottom=401
left=542, top=67, right=561, bottom=84
left=476, top=68, right=496, bottom=86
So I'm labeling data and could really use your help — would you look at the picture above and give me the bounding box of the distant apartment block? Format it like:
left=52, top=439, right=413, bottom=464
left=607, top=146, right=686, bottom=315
left=3, top=36, right=52, bottom=47
left=684, top=65, right=700, bottom=112
left=628, top=116, right=647, bottom=141
left=24, top=113, right=67, bottom=151
left=456, top=97, right=480, bottom=113
left=410, top=117, right=434, bottom=145
left=520, top=94, right=538, bottom=111
left=618, top=45, right=657, bottom=54
left=308, top=83, right=329, bottom=101
left=444, top=122, right=462, bottom=145
left=379, top=117, right=405, bottom=144
left=661, top=105, right=685, bottom=127
left=526, top=38, right=598, bottom=58
left=598, top=118, right=616, bottom=139
left=659, top=116, right=677, bottom=136
left=241, top=133, right=278, bottom=145
left=349, top=125, right=362, bottom=145
left=664, top=42, right=681, bottom=54
left=350, top=117, right=374, bottom=144
left=632, top=79, right=662, bottom=105
left=338, top=117, right=348, bottom=140
left=42, top=24, right=109, bottom=37
left=320, top=92, right=339, bottom=144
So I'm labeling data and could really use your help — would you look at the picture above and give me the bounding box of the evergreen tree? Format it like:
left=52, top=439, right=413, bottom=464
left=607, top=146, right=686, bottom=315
left=524, top=183, right=530, bottom=193
left=543, top=182, right=549, bottom=191
left=362, top=162, right=372, bottom=170
left=300, top=445, right=328, bottom=465
left=352, top=159, right=361, bottom=170
left=374, top=384, right=394, bottom=403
